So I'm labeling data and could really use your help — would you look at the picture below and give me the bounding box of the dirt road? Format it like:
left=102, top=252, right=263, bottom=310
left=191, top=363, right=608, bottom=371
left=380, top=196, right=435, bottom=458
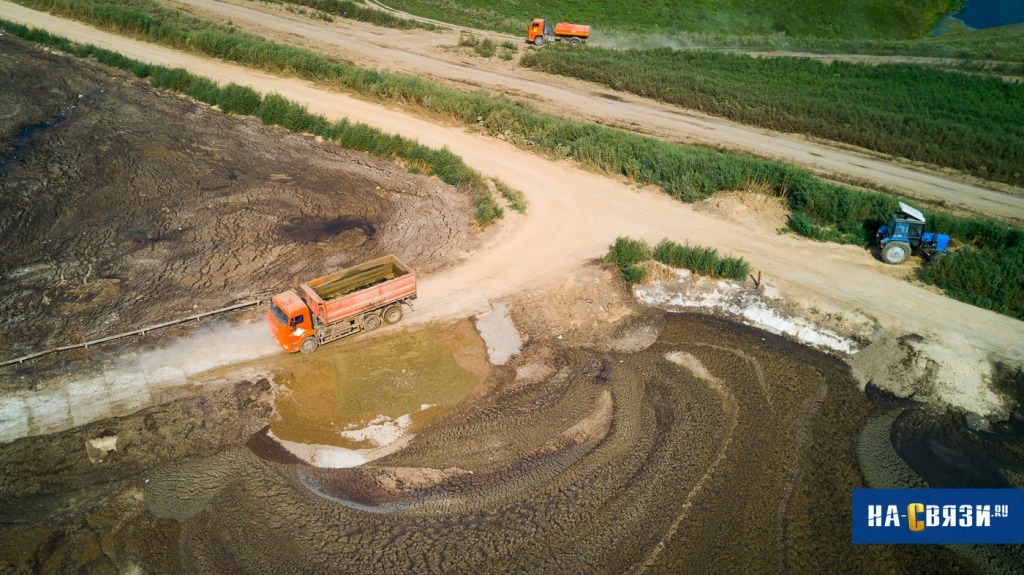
left=161, top=0, right=1024, bottom=223
left=1, top=2, right=1021, bottom=422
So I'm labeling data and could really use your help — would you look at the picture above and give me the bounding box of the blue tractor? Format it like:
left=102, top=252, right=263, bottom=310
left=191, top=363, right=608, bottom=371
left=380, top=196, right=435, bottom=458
left=877, top=202, right=950, bottom=265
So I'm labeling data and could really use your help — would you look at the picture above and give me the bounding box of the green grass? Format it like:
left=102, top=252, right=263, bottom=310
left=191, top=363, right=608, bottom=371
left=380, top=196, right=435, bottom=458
left=12, top=0, right=1022, bottom=319
left=458, top=34, right=496, bottom=57
left=474, top=194, right=503, bottom=224
left=520, top=46, right=1024, bottom=187
left=653, top=239, right=751, bottom=280
left=918, top=245, right=1024, bottom=320
left=494, top=179, right=526, bottom=213
left=604, top=237, right=652, bottom=284
left=607, top=23, right=1024, bottom=65
left=382, top=0, right=957, bottom=39
left=258, top=0, right=439, bottom=30
left=604, top=236, right=751, bottom=284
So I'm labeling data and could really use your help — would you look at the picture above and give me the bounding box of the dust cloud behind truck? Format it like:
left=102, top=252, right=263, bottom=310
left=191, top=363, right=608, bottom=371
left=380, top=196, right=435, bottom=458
left=268, top=255, right=416, bottom=353
left=527, top=18, right=590, bottom=45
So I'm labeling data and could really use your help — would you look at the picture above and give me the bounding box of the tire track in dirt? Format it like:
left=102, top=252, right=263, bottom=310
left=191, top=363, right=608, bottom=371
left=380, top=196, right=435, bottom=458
left=0, top=315, right=972, bottom=573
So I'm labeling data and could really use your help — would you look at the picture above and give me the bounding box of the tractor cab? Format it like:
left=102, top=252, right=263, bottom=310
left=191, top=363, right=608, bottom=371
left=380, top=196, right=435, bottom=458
left=877, top=202, right=949, bottom=265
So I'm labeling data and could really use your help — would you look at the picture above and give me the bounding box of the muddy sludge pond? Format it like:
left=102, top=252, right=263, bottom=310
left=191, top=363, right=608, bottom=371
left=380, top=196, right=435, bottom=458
left=264, top=319, right=488, bottom=468
left=1, top=313, right=1020, bottom=573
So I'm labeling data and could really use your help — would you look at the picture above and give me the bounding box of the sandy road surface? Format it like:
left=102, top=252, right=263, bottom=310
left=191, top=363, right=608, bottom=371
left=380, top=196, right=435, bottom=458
left=160, top=0, right=1024, bottom=223
left=0, top=3, right=1021, bottom=429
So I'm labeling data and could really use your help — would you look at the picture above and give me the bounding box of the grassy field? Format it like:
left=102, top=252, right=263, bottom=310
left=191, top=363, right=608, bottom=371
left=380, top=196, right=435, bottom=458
left=605, top=237, right=751, bottom=284
left=261, top=0, right=440, bottom=30
left=382, top=0, right=956, bottom=39
left=665, top=23, right=1024, bottom=64
left=10, top=0, right=1023, bottom=319
left=520, top=46, right=1024, bottom=187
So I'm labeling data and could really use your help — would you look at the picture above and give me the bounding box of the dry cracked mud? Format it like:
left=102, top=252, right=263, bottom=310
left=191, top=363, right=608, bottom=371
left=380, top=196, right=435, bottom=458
left=0, top=34, right=472, bottom=359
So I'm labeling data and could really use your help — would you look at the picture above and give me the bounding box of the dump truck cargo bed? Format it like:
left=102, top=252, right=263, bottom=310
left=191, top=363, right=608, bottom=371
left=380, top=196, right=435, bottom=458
left=300, top=255, right=416, bottom=324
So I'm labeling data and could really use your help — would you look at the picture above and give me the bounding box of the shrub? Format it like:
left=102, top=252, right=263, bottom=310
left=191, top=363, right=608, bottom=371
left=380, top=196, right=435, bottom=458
left=918, top=246, right=1024, bottom=320
left=474, top=194, right=503, bottom=224
left=605, top=236, right=651, bottom=269
left=604, top=236, right=651, bottom=284
left=186, top=76, right=220, bottom=104
left=217, top=83, right=262, bottom=115
left=494, top=179, right=526, bottom=213
left=475, top=38, right=496, bottom=58
left=653, top=239, right=750, bottom=280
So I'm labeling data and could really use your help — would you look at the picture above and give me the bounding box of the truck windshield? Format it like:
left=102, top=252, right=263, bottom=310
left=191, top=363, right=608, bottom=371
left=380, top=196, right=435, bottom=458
left=270, top=301, right=289, bottom=326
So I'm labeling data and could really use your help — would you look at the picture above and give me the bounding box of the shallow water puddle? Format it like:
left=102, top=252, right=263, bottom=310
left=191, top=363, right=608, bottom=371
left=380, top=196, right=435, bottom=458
left=268, top=320, right=488, bottom=466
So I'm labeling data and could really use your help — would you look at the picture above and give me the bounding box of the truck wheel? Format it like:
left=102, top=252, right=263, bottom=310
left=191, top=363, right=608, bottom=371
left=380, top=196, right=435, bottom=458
left=383, top=305, right=403, bottom=324
left=363, top=314, right=382, bottom=331
left=569, top=37, right=581, bottom=45
left=533, top=35, right=544, bottom=46
left=881, top=241, right=910, bottom=265
left=300, top=337, right=319, bottom=354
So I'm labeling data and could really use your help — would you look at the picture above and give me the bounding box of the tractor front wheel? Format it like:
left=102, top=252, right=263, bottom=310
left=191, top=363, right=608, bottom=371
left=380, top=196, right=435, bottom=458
left=881, top=241, right=911, bottom=265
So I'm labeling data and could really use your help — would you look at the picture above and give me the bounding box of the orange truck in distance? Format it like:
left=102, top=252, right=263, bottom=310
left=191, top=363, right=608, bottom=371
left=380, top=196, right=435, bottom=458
left=527, top=18, right=590, bottom=46
left=268, top=255, right=416, bottom=353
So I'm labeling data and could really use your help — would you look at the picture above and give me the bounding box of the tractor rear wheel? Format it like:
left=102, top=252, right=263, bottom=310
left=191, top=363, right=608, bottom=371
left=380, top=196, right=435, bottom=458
left=363, top=313, right=382, bottom=331
left=881, top=241, right=911, bottom=265
left=383, top=305, right=403, bottom=324
left=300, top=336, right=319, bottom=354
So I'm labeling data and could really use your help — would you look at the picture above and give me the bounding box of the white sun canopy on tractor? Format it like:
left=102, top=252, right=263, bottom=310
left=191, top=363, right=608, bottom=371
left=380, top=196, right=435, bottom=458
left=898, top=201, right=926, bottom=222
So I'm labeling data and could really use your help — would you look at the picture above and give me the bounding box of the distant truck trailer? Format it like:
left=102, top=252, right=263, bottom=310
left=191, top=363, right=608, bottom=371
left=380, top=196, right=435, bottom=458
left=268, top=255, right=416, bottom=353
left=527, top=18, right=590, bottom=46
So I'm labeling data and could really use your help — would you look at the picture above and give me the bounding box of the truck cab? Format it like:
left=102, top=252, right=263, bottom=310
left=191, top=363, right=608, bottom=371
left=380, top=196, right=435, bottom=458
left=527, top=18, right=549, bottom=45
left=268, top=290, right=314, bottom=353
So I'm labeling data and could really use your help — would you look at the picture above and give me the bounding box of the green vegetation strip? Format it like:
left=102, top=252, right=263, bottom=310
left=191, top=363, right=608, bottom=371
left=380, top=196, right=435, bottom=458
left=259, top=0, right=440, bottom=30
left=605, top=237, right=751, bottom=284
left=0, top=19, right=502, bottom=225
left=520, top=46, right=1024, bottom=187
left=663, top=24, right=1024, bottom=65
left=381, top=0, right=955, bottom=39
left=9, top=0, right=1023, bottom=319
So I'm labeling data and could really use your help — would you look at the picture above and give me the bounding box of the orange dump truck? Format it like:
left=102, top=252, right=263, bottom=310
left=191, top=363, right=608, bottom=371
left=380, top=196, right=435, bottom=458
left=527, top=18, right=590, bottom=46
left=268, top=255, right=416, bottom=353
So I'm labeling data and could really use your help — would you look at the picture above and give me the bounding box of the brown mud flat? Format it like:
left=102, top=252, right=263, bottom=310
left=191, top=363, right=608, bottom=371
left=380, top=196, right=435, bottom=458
left=0, top=314, right=996, bottom=574
left=0, top=34, right=472, bottom=358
